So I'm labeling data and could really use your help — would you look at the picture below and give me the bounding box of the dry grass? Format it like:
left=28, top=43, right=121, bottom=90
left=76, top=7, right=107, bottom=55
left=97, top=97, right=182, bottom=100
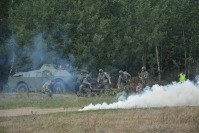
left=0, top=106, right=199, bottom=133
left=0, top=93, right=199, bottom=132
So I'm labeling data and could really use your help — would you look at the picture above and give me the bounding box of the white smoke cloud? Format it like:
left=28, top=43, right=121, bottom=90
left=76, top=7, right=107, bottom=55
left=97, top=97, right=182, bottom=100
left=31, top=33, right=47, bottom=69
left=80, top=79, right=199, bottom=111
left=195, top=75, right=199, bottom=85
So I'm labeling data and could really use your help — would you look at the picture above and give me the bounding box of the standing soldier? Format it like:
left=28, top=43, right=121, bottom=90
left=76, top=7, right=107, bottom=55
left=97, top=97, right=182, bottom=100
left=117, top=70, right=131, bottom=89
left=138, top=66, right=149, bottom=87
left=97, top=69, right=111, bottom=91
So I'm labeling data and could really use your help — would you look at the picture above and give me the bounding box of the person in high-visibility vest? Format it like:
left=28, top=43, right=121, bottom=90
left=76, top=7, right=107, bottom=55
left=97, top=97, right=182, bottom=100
left=178, top=72, right=186, bottom=83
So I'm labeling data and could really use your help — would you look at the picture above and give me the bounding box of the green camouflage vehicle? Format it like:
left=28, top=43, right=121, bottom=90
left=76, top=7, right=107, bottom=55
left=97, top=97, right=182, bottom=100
left=6, top=64, right=74, bottom=93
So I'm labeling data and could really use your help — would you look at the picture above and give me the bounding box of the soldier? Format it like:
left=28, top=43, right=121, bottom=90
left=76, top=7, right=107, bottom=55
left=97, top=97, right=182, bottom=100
left=117, top=70, right=131, bottom=89
left=75, top=70, right=88, bottom=94
left=42, top=79, right=55, bottom=97
left=97, top=69, right=111, bottom=91
left=138, top=66, right=149, bottom=87
left=78, top=72, right=92, bottom=96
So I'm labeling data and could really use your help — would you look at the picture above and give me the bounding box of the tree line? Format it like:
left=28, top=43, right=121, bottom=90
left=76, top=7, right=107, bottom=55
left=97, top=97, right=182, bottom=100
left=1, top=0, right=199, bottom=88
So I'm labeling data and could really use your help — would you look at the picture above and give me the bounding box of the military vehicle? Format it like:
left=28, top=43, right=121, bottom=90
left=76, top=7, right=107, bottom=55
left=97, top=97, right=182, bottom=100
left=6, top=64, right=74, bottom=93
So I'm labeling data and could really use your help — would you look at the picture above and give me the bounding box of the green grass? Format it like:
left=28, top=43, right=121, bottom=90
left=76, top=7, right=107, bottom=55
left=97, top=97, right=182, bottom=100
left=0, top=93, right=114, bottom=109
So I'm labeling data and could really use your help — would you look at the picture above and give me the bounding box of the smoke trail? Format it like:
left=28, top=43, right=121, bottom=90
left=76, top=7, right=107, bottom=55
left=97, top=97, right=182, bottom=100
left=31, top=33, right=47, bottom=69
left=5, top=32, right=77, bottom=92
left=80, top=79, right=199, bottom=111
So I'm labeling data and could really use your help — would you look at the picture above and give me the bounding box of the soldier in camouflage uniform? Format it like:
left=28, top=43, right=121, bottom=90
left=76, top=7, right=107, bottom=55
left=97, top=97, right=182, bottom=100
left=75, top=70, right=88, bottom=94
left=97, top=69, right=111, bottom=91
left=138, top=66, right=149, bottom=87
left=78, top=72, right=92, bottom=96
left=117, top=70, right=131, bottom=89
left=42, top=79, right=55, bottom=97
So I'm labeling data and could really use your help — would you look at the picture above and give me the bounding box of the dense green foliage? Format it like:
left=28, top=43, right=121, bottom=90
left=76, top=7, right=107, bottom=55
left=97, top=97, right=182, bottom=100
left=1, top=0, right=199, bottom=86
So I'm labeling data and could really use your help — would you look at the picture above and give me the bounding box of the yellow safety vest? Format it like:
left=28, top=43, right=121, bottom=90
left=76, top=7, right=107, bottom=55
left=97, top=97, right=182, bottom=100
left=179, top=74, right=186, bottom=83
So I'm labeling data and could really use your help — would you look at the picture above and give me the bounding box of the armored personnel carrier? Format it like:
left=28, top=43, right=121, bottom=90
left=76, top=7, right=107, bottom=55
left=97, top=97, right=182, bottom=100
left=6, top=64, right=74, bottom=93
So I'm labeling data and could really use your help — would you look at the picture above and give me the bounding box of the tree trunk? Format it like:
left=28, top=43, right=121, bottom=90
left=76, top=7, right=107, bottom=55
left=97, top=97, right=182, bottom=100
left=155, top=45, right=161, bottom=81
left=9, top=36, right=15, bottom=76
left=183, top=30, right=187, bottom=74
left=184, top=47, right=187, bottom=74
left=188, top=46, right=192, bottom=79
left=142, top=44, right=146, bottom=67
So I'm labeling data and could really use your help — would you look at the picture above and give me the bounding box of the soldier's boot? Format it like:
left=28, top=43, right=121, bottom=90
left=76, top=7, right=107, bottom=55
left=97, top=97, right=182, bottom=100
left=46, top=89, right=53, bottom=98
left=76, top=91, right=81, bottom=97
left=86, top=90, right=92, bottom=97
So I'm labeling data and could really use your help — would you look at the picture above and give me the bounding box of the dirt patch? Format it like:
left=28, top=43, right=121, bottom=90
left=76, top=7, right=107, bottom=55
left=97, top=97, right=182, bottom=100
left=0, top=107, right=79, bottom=117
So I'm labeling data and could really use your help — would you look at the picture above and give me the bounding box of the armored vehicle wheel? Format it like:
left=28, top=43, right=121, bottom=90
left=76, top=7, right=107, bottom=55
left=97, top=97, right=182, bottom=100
left=53, top=82, right=65, bottom=94
left=16, top=83, right=29, bottom=93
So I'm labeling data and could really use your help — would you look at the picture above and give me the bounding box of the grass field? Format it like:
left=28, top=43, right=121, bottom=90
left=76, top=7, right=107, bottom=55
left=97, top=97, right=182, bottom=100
left=0, top=93, right=115, bottom=109
left=0, top=93, right=199, bottom=133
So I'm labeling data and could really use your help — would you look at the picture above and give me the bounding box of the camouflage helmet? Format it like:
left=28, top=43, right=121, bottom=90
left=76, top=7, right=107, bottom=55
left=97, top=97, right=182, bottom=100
left=119, top=70, right=123, bottom=74
left=86, top=73, right=91, bottom=78
left=99, top=69, right=104, bottom=73
left=142, top=66, right=146, bottom=70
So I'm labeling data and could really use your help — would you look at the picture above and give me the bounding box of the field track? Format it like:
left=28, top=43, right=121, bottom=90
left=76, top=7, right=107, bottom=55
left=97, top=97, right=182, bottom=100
left=0, top=107, right=79, bottom=117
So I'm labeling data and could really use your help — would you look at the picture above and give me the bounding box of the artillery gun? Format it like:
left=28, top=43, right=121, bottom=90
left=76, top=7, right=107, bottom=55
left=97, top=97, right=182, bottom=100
left=6, top=64, right=74, bottom=93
